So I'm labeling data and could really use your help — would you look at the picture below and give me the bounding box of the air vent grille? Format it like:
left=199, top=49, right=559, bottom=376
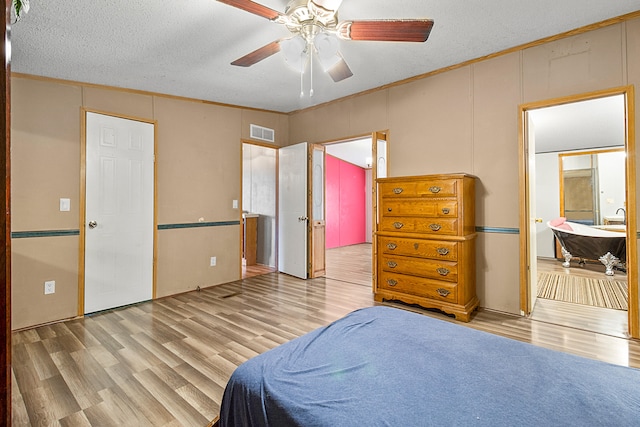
left=250, top=124, right=275, bottom=142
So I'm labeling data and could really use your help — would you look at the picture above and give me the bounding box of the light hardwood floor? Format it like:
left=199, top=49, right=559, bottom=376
left=325, top=243, right=372, bottom=287
left=11, top=249, right=640, bottom=426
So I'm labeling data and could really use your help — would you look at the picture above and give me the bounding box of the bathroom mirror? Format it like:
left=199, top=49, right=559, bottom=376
left=559, top=148, right=625, bottom=226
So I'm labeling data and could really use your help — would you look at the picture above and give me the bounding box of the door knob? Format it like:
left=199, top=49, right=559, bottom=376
left=298, top=216, right=308, bottom=222
left=88, top=220, right=97, bottom=229
left=535, top=218, right=543, bottom=223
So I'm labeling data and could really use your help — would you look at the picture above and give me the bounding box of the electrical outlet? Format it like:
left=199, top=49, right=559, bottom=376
left=210, top=256, right=217, bottom=267
left=44, top=280, right=55, bottom=295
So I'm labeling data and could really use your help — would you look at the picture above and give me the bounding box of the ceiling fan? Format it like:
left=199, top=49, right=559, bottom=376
left=217, top=0, right=434, bottom=95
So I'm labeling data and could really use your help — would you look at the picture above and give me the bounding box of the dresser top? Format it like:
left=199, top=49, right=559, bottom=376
left=377, top=173, right=477, bottom=182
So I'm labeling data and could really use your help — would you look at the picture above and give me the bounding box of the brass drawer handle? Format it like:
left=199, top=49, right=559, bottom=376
left=393, top=187, right=403, bottom=194
left=442, top=208, right=450, bottom=214
left=387, top=243, right=397, bottom=250
left=437, top=288, right=450, bottom=297
left=436, top=247, right=450, bottom=256
left=429, top=224, right=442, bottom=231
left=387, top=279, right=398, bottom=287
left=429, top=186, right=441, bottom=194
left=393, top=222, right=404, bottom=229
left=437, top=268, right=450, bottom=276
left=387, top=261, right=398, bottom=268
left=387, top=207, right=392, bottom=212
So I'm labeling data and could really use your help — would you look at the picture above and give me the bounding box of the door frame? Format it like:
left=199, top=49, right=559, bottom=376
left=78, top=109, right=158, bottom=315
left=518, top=86, right=638, bottom=337
left=239, top=139, right=279, bottom=277
left=319, top=130, right=389, bottom=283
left=309, top=143, right=326, bottom=278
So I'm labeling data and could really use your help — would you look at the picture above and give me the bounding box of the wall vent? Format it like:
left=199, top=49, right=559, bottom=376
left=250, top=124, right=275, bottom=143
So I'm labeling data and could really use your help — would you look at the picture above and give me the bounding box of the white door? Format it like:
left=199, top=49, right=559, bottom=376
left=85, top=112, right=155, bottom=314
left=278, top=142, right=308, bottom=279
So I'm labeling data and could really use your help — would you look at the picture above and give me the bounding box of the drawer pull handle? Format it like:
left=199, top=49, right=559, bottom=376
left=387, top=243, right=397, bottom=250
left=437, top=288, right=451, bottom=297
left=442, top=208, right=450, bottom=214
left=387, top=279, right=398, bottom=287
left=429, top=224, right=442, bottom=231
left=393, top=222, right=404, bottom=229
left=437, top=268, right=450, bottom=276
left=387, top=261, right=398, bottom=268
left=393, top=187, right=404, bottom=194
left=429, top=186, right=442, bottom=194
left=436, top=247, right=450, bottom=256
left=387, top=208, right=392, bottom=212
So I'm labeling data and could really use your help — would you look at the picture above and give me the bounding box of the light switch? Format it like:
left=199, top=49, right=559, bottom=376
left=60, top=198, right=71, bottom=212
left=232, top=199, right=238, bottom=209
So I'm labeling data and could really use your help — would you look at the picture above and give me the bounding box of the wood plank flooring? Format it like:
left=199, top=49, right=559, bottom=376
left=11, top=248, right=640, bottom=426
left=325, top=243, right=372, bottom=287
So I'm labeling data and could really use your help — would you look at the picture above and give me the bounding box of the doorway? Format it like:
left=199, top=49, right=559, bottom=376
left=519, top=88, right=638, bottom=338
left=323, top=132, right=388, bottom=287
left=241, top=142, right=277, bottom=279
left=83, top=112, right=155, bottom=314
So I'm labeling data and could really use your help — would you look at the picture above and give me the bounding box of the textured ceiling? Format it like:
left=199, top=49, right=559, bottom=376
left=10, top=1, right=640, bottom=113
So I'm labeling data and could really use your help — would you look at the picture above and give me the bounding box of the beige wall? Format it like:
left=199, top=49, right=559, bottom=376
left=11, top=16, right=640, bottom=329
left=289, top=18, right=640, bottom=315
left=11, top=79, right=288, bottom=329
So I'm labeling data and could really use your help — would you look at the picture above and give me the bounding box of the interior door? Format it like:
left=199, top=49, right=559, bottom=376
left=309, top=144, right=326, bottom=278
left=84, top=112, right=155, bottom=314
left=278, top=142, right=308, bottom=279
left=372, top=131, right=388, bottom=290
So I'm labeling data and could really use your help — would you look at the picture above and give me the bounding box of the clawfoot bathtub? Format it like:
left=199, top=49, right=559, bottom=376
left=547, top=220, right=626, bottom=276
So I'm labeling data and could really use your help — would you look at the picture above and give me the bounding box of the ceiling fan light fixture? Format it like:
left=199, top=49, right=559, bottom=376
left=281, top=36, right=307, bottom=71
left=314, top=33, right=341, bottom=71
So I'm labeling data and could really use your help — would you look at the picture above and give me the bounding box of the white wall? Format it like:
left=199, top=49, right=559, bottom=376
left=598, top=150, right=626, bottom=221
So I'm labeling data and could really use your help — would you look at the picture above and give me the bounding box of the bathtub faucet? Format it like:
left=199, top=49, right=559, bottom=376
left=615, top=207, right=626, bottom=224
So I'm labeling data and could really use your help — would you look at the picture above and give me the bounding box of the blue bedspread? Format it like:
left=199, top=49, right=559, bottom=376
left=219, top=306, right=640, bottom=426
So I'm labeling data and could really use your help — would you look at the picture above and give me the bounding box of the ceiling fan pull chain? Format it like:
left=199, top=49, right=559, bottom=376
left=309, top=47, right=314, bottom=97
left=300, top=68, right=304, bottom=98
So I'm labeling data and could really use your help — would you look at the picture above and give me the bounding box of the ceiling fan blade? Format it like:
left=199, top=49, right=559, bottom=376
left=327, top=55, right=353, bottom=82
left=338, top=20, right=434, bottom=42
left=231, top=40, right=282, bottom=67
left=217, top=0, right=283, bottom=21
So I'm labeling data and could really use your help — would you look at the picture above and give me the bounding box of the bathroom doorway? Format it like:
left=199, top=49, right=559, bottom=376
left=519, top=88, right=638, bottom=338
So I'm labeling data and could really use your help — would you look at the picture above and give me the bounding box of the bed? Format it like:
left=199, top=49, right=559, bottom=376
left=218, top=306, right=640, bottom=426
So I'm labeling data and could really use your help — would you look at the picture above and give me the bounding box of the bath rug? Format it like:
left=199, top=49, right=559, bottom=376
left=537, top=272, right=628, bottom=310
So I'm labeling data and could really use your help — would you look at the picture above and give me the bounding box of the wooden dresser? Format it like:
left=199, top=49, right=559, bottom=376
left=375, top=174, right=478, bottom=321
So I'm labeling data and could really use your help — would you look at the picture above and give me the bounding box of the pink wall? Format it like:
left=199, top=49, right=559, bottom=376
left=325, top=155, right=366, bottom=249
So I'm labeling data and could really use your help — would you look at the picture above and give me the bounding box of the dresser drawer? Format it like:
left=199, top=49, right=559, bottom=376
left=381, top=200, right=458, bottom=218
left=379, top=217, right=458, bottom=235
left=379, top=179, right=457, bottom=198
left=379, top=254, right=458, bottom=282
left=378, top=271, right=458, bottom=302
left=378, top=236, right=458, bottom=261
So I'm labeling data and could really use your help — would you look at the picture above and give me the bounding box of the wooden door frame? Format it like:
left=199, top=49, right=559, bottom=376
left=1, top=1, right=10, bottom=423
left=518, top=86, right=638, bottom=338
left=308, top=143, right=326, bottom=278
left=239, top=140, right=279, bottom=278
left=79, top=109, right=158, bottom=315
left=318, top=130, right=389, bottom=285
